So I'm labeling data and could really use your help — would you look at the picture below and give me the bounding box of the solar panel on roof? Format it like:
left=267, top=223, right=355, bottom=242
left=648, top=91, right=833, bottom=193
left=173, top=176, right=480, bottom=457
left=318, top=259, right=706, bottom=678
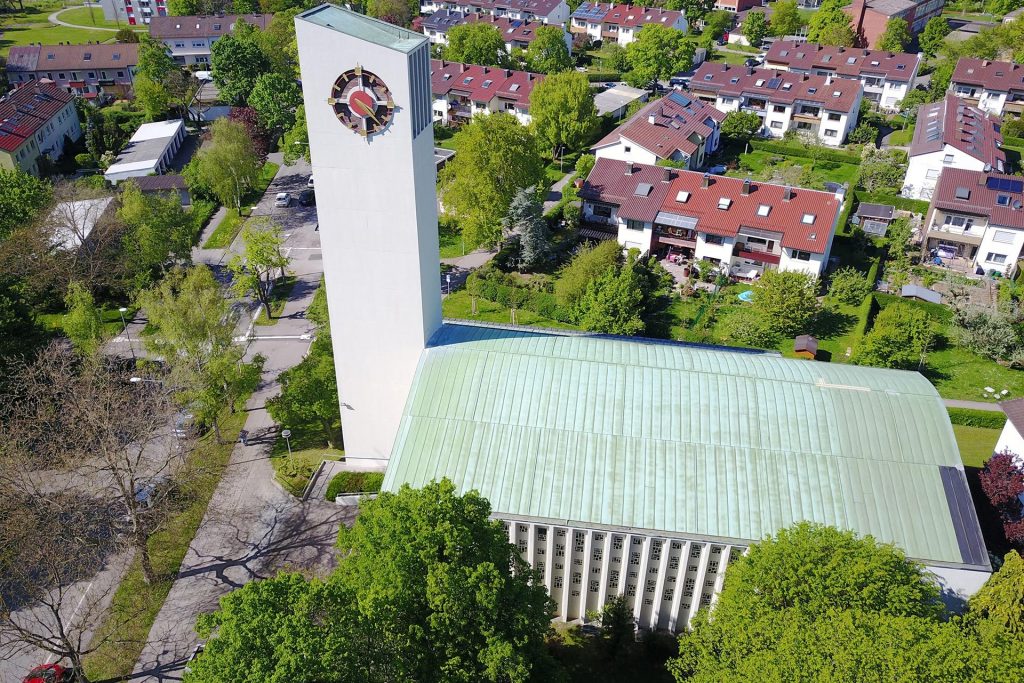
left=634, top=183, right=653, bottom=196
left=986, top=176, right=1024, bottom=193
left=765, top=78, right=782, bottom=89
left=667, top=91, right=691, bottom=107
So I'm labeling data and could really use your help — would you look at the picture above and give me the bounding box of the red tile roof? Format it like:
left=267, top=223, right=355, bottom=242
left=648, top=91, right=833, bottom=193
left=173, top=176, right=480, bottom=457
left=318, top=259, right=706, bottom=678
left=910, top=95, right=1005, bottom=171
left=148, top=13, right=272, bottom=39
left=0, top=82, right=74, bottom=153
left=570, top=2, right=682, bottom=27
left=765, top=40, right=920, bottom=83
left=691, top=62, right=862, bottom=112
left=951, top=57, right=1024, bottom=94
left=593, top=91, right=724, bottom=160
left=453, top=0, right=564, bottom=17
left=462, top=13, right=551, bottom=45
left=6, top=43, right=139, bottom=74
left=931, top=168, right=1024, bottom=230
left=430, top=59, right=543, bottom=107
left=581, top=158, right=842, bottom=253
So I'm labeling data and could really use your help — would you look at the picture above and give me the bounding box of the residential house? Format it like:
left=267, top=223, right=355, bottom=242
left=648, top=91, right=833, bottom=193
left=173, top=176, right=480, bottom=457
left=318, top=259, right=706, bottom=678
left=129, top=174, right=191, bottom=206
left=949, top=58, right=1024, bottom=118
left=420, top=0, right=570, bottom=26
left=421, top=10, right=571, bottom=53
left=430, top=59, right=542, bottom=125
left=690, top=62, right=862, bottom=146
left=569, top=3, right=687, bottom=46
left=148, top=13, right=273, bottom=66
left=591, top=90, right=724, bottom=170
left=4, top=43, right=138, bottom=100
left=902, top=95, right=1005, bottom=200
left=0, top=83, right=81, bottom=176
left=579, top=157, right=843, bottom=278
left=996, top=398, right=1024, bottom=462
left=845, top=0, right=945, bottom=49
left=713, top=0, right=763, bottom=14
left=922, top=169, right=1024, bottom=275
left=99, top=0, right=167, bottom=26
left=764, top=41, right=920, bottom=110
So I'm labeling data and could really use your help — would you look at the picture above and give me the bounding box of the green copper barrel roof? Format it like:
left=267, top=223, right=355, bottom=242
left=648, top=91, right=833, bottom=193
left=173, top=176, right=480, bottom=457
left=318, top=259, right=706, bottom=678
left=384, top=323, right=987, bottom=569
left=299, top=4, right=427, bottom=53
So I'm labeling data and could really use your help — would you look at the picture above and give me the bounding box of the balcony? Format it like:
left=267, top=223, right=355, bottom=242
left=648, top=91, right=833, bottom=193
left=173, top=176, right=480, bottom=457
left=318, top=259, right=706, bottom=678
left=926, top=223, right=984, bottom=245
left=449, top=102, right=472, bottom=118
left=735, top=249, right=780, bottom=265
left=793, top=110, right=820, bottom=121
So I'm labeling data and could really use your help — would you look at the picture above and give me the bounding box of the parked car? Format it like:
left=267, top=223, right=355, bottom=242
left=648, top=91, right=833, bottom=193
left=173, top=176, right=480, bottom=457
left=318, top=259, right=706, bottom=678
left=708, top=165, right=727, bottom=175
left=299, top=189, right=316, bottom=206
left=307, top=176, right=315, bottom=188
left=23, top=665, right=77, bottom=683
left=744, top=57, right=763, bottom=67
left=274, top=192, right=291, bottom=207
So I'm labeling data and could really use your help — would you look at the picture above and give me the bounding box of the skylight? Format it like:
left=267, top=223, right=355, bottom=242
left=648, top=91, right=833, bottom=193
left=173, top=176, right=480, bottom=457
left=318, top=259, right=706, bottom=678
left=482, top=79, right=493, bottom=88
left=896, top=64, right=906, bottom=70
left=801, top=213, right=815, bottom=224
left=954, top=187, right=971, bottom=200
left=676, top=191, right=690, bottom=203
left=755, top=79, right=765, bottom=87
left=635, top=183, right=653, bottom=197
left=808, top=87, right=817, bottom=94
left=757, top=205, right=771, bottom=216
left=463, top=77, right=473, bottom=84
left=846, top=57, right=856, bottom=64
left=704, top=74, right=713, bottom=81
left=832, top=91, right=841, bottom=98
left=509, top=83, right=520, bottom=91
left=780, top=50, right=789, bottom=56
left=870, top=60, right=879, bottom=66
left=718, top=197, right=732, bottom=210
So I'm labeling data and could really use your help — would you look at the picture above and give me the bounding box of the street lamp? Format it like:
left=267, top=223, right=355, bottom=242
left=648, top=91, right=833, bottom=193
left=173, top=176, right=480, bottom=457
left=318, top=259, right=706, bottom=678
left=118, top=307, right=136, bottom=360
left=129, top=377, right=161, bottom=384
left=281, top=429, right=292, bottom=456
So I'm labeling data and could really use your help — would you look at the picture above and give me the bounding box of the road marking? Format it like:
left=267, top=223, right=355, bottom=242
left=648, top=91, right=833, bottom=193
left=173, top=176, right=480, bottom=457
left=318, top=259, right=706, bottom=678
left=44, top=579, right=95, bottom=664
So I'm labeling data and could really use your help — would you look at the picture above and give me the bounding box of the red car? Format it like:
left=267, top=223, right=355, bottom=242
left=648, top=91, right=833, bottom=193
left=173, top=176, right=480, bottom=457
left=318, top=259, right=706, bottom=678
left=23, top=664, right=76, bottom=683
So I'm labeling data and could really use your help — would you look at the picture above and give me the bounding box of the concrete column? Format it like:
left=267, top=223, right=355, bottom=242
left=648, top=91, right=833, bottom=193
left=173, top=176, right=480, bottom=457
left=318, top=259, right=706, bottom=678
left=597, top=532, right=613, bottom=608
left=651, top=539, right=671, bottom=629
left=544, top=524, right=555, bottom=589
left=527, top=522, right=537, bottom=568
left=507, top=522, right=516, bottom=546
left=582, top=529, right=594, bottom=620
left=632, top=535, right=652, bottom=624
left=667, top=541, right=689, bottom=633
left=559, top=528, right=570, bottom=622
left=686, top=543, right=712, bottom=630
left=709, top=545, right=732, bottom=609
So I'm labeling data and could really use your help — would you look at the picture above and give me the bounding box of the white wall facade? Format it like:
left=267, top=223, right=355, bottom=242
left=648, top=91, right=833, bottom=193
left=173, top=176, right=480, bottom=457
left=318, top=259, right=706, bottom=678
left=975, top=225, right=1024, bottom=276
left=296, top=12, right=442, bottom=460
left=951, top=82, right=1008, bottom=116
left=902, top=146, right=987, bottom=200
left=778, top=248, right=826, bottom=276
left=994, top=421, right=1024, bottom=462
left=712, top=94, right=858, bottom=146
left=593, top=138, right=661, bottom=166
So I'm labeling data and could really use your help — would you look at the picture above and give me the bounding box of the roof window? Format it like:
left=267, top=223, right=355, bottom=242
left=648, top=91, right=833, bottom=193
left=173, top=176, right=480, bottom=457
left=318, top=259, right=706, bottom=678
left=846, top=57, right=856, bottom=64
left=482, top=79, right=493, bottom=88
left=801, top=213, right=815, bottom=224
left=635, top=183, right=653, bottom=196
left=896, top=64, right=905, bottom=70
left=509, top=83, right=520, bottom=91
left=780, top=50, right=789, bottom=56
left=954, top=186, right=971, bottom=200
left=463, top=77, right=473, bottom=84
left=83, top=53, right=92, bottom=61
left=730, top=77, right=739, bottom=83
left=870, top=60, right=879, bottom=66
left=718, top=197, right=732, bottom=210
left=997, top=194, right=1011, bottom=206
left=832, top=91, right=841, bottom=97
left=782, top=82, right=792, bottom=90
left=704, top=73, right=713, bottom=81
left=676, top=190, right=690, bottom=203
left=757, top=204, right=771, bottom=216
left=755, top=79, right=765, bottom=86
left=213, top=23, right=222, bottom=29
left=808, top=87, right=817, bottom=94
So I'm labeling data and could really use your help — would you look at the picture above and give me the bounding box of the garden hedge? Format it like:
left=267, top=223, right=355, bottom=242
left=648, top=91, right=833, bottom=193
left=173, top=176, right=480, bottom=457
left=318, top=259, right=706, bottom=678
left=587, top=72, right=623, bottom=82
left=853, top=191, right=930, bottom=215
left=469, top=270, right=574, bottom=323
left=851, top=292, right=879, bottom=343
left=325, top=471, right=384, bottom=501
left=748, top=139, right=862, bottom=165
left=946, top=407, right=1007, bottom=430
left=1002, top=135, right=1024, bottom=149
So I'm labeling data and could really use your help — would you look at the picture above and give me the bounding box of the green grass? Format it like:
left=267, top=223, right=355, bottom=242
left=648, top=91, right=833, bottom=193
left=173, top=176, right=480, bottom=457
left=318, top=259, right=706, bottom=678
left=954, top=424, right=1000, bottom=468
left=254, top=275, right=297, bottom=327
left=37, top=304, right=138, bottom=338
left=443, top=289, right=579, bottom=329
left=887, top=124, right=915, bottom=146
left=0, top=23, right=114, bottom=56
left=724, top=150, right=860, bottom=191
left=202, top=209, right=245, bottom=249
left=439, top=218, right=479, bottom=259
left=925, top=346, right=1024, bottom=402
left=271, top=447, right=345, bottom=497
left=244, top=161, right=280, bottom=206
left=708, top=50, right=750, bottom=66
left=56, top=5, right=132, bottom=29
left=82, top=407, right=249, bottom=681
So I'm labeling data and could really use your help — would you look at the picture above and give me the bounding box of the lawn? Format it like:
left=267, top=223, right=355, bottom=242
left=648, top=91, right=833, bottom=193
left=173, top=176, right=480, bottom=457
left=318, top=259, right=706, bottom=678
left=57, top=5, right=135, bottom=29
left=953, top=424, right=1000, bottom=468
left=925, top=346, right=1024, bottom=403
left=0, top=1, right=117, bottom=57
left=708, top=50, right=750, bottom=66
left=271, top=447, right=345, bottom=497
left=887, top=124, right=915, bottom=146
left=443, top=289, right=579, bottom=330
left=254, top=275, right=297, bottom=326
left=439, top=218, right=480, bottom=259
left=82, top=407, right=249, bottom=680
left=202, top=209, right=245, bottom=249
left=37, top=304, right=138, bottom=338
left=724, top=150, right=860, bottom=191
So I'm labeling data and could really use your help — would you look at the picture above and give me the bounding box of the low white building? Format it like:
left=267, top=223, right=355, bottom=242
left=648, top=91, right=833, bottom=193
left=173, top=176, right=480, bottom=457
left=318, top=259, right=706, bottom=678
left=579, top=157, right=844, bottom=279
left=996, top=399, right=1024, bottom=461
left=430, top=59, right=542, bottom=126
left=901, top=95, right=1005, bottom=201
left=104, top=119, right=186, bottom=184
left=764, top=41, right=921, bottom=111
left=593, top=83, right=648, bottom=118
left=949, top=57, right=1024, bottom=118
left=569, top=2, right=687, bottom=46
left=690, top=63, right=862, bottom=146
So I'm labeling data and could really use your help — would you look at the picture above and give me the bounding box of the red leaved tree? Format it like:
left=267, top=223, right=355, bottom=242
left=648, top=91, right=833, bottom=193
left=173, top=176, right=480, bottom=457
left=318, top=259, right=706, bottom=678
left=228, top=106, right=270, bottom=163
left=980, top=450, right=1024, bottom=548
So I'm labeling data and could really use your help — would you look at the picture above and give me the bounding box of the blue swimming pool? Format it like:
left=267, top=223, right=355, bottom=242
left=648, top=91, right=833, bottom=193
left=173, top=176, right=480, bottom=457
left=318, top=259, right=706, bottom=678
left=737, top=290, right=754, bottom=303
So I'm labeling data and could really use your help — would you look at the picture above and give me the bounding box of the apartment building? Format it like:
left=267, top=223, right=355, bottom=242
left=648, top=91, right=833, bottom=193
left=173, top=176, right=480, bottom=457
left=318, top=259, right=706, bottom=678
left=148, top=13, right=273, bottom=65
left=592, top=90, right=724, bottom=170
left=923, top=168, right=1024, bottom=276
left=569, top=3, right=687, bottom=46
left=713, top=0, right=763, bottom=13
left=764, top=40, right=920, bottom=110
left=430, top=59, right=542, bottom=125
left=845, top=0, right=945, bottom=48
left=690, top=62, right=862, bottom=145
left=579, top=157, right=843, bottom=278
left=5, top=43, right=138, bottom=100
left=0, top=83, right=81, bottom=176
left=421, top=10, right=571, bottom=52
left=949, top=58, right=1024, bottom=118
left=902, top=95, right=1005, bottom=200
left=99, top=0, right=167, bottom=26
left=420, top=0, right=570, bottom=25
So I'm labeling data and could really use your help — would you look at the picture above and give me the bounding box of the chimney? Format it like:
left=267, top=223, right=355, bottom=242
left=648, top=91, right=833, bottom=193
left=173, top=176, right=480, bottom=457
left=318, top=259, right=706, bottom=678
left=648, top=114, right=656, bottom=125
left=702, top=172, right=711, bottom=188
left=483, top=67, right=489, bottom=74
left=460, top=63, right=467, bottom=73
left=625, top=161, right=635, bottom=175
left=742, top=178, right=751, bottom=196
left=662, top=167, right=671, bottom=183
left=505, top=69, right=511, bottom=77
left=783, top=185, right=792, bottom=201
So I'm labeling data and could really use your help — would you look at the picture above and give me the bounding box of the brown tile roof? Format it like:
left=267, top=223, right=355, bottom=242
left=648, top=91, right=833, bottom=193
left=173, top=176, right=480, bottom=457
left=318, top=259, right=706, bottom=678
left=931, top=168, right=1024, bottom=231
left=764, top=40, right=920, bottom=83
left=1000, top=397, right=1024, bottom=436
left=691, top=62, right=862, bottom=112
left=129, top=174, right=187, bottom=192
left=453, top=0, right=564, bottom=17
left=5, top=43, right=138, bottom=73
left=462, top=13, right=550, bottom=45
left=148, top=13, right=272, bottom=40
left=951, top=57, right=1024, bottom=94
left=0, top=82, right=74, bottom=153
left=430, top=59, right=543, bottom=107
left=592, top=91, right=724, bottom=160
left=570, top=2, right=682, bottom=27
left=582, top=158, right=842, bottom=253
left=910, top=95, right=1005, bottom=171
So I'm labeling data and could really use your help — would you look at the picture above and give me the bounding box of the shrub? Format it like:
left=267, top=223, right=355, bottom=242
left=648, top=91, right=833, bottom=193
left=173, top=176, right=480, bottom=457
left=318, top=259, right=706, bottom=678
left=947, top=408, right=1007, bottom=430
left=554, top=240, right=621, bottom=308
left=748, top=139, right=861, bottom=164
left=853, top=191, right=929, bottom=214
left=719, top=308, right=780, bottom=349
left=980, top=451, right=1024, bottom=547
left=325, top=471, right=385, bottom=501
left=827, top=267, right=872, bottom=306
left=853, top=303, right=934, bottom=369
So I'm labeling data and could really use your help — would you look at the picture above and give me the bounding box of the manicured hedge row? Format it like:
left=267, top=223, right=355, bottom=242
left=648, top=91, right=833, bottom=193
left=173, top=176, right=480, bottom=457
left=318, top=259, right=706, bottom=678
left=854, top=191, right=930, bottom=215
left=326, top=471, right=384, bottom=501
left=587, top=72, right=623, bottom=82
left=852, top=292, right=879, bottom=343
left=748, top=139, right=862, bottom=164
left=1002, top=135, right=1024, bottom=149
left=947, top=407, right=1007, bottom=430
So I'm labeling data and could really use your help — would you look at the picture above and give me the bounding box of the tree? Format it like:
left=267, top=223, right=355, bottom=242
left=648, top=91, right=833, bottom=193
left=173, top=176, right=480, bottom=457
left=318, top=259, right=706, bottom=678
left=529, top=70, right=598, bottom=160
left=135, top=36, right=179, bottom=119
left=525, top=25, right=572, bottom=74
left=967, top=550, right=1024, bottom=634
left=876, top=17, right=912, bottom=51
left=249, top=71, right=303, bottom=135
left=266, top=334, right=341, bottom=448
left=573, top=255, right=645, bottom=335
left=0, top=276, right=42, bottom=363
left=114, top=27, right=139, bottom=43
left=858, top=147, right=905, bottom=193
left=61, top=282, right=103, bottom=355
left=503, top=186, right=551, bottom=271
left=854, top=303, right=934, bottom=369
left=919, top=16, right=951, bottom=57
left=807, top=0, right=856, bottom=46
left=0, top=168, right=51, bottom=241
left=118, top=180, right=195, bottom=289
left=742, top=9, right=769, bottom=48
left=847, top=121, right=878, bottom=144
left=554, top=240, right=621, bottom=308
left=444, top=23, right=510, bottom=67
left=1002, top=116, right=1024, bottom=139
left=603, top=42, right=629, bottom=73
left=282, top=104, right=310, bottom=166
left=664, top=0, right=714, bottom=24
left=184, top=118, right=262, bottom=210
left=979, top=451, right=1024, bottom=545
left=167, top=0, right=202, bottom=13
left=700, top=11, right=733, bottom=47
left=228, top=106, right=271, bottom=162
left=365, top=0, right=417, bottom=27
left=769, top=0, right=803, bottom=37
left=720, top=110, right=763, bottom=148
left=258, top=7, right=301, bottom=78
left=751, top=270, right=820, bottom=336
left=438, top=113, right=545, bottom=246
left=334, top=479, right=557, bottom=682
left=625, top=25, right=695, bottom=88
left=574, top=153, right=596, bottom=179
left=228, top=217, right=289, bottom=320
left=210, top=23, right=272, bottom=105
left=827, top=266, right=871, bottom=305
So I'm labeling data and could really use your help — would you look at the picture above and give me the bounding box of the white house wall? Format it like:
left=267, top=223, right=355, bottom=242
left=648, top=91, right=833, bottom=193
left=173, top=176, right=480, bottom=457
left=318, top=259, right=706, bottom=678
left=902, top=146, right=987, bottom=200
left=975, top=224, right=1024, bottom=276
left=994, top=421, right=1024, bottom=463
left=594, top=140, right=661, bottom=165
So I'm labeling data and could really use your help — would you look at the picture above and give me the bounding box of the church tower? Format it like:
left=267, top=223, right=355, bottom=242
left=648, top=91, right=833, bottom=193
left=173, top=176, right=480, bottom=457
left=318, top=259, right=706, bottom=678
left=295, top=6, right=441, bottom=460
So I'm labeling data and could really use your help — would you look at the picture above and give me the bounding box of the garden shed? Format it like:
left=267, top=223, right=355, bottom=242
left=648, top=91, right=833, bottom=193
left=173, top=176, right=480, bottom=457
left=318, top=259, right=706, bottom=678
left=794, top=335, right=818, bottom=359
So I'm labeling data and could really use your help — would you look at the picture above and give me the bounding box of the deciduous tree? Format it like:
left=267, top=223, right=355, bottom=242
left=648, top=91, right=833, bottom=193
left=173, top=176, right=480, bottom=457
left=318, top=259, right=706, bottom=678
left=768, top=0, right=803, bottom=37
left=720, top=110, right=763, bottom=148
left=266, top=333, right=341, bottom=448
left=876, top=17, right=912, bottom=51
left=700, top=10, right=733, bottom=47
left=210, top=21, right=272, bottom=104
left=525, top=25, right=572, bottom=73
left=827, top=266, right=871, bottom=305
left=184, top=118, right=262, bottom=210
left=752, top=270, right=820, bottom=336
left=444, top=23, right=510, bottom=67
left=742, top=9, right=769, bottom=48
left=854, top=303, right=935, bottom=369
left=282, top=104, right=310, bottom=165
left=625, top=25, right=695, bottom=88
left=967, top=550, right=1024, bottom=634
left=554, top=239, right=621, bottom=308
left=919, top=16, right=951, bottom=57
left=61, top=282, right=103, bottom=356
left=0, top=168, right=51, bottom=240
left=529, top=70, right=598, bottom=160
left=249, top=71, right=302, bottom=135
left=228, top=216, right=290, bottom=320
left=807, top=0, right=856, bottom=45
left=118, top=180, right=195, bottom=289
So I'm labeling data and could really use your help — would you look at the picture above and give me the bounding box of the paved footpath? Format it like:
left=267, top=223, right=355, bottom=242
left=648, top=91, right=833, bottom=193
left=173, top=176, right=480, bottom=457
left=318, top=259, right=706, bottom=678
left=943, top=399, right=1004, bottom=412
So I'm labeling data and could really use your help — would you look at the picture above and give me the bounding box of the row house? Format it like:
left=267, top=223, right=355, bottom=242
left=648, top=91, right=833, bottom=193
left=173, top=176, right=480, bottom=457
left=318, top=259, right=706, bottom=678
left=430, top=59, right=542, bottom=125
left=764, top=40, right=920, bottom=111
left=579, top=157, right=843, bottom=279
left=845, top=0, right=944, bottom=48
left=99, top=0, right=167, bottom=26
left=713, top=0, right=763, bottom=13
left=421, top=10, right=571, bottom=53
left=5, top=43, right=138, bottom=100
left=949, top=58, right=1024, bottom=118
left=420, top=0, right=570, bottom=25
left=690, top=62, right=862, bottom=146
left=902, top=95, right=1005, bottom=200
left=0, top=83, right=81, bottom=176
left=923, top=168, right=1024, bottom=276
left=592, top=90, right=724, bottom=170
left=569, top=3, right=687, bottom=46
left=149, top=13, right=273, bottom=66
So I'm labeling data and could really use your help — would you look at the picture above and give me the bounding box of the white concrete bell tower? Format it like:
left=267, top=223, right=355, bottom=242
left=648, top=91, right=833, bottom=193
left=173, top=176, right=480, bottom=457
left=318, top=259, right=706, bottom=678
left=296, top=6, right=441, bottom=460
